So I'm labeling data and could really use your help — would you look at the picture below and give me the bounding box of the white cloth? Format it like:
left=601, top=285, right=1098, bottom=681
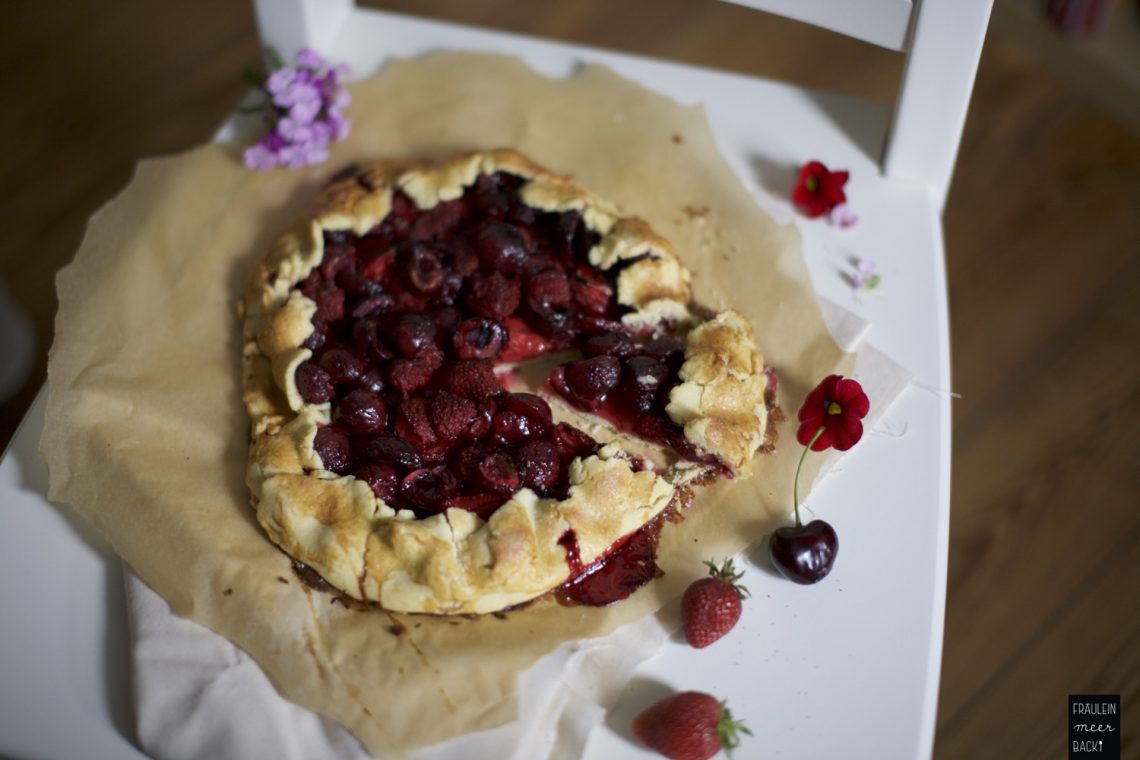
left=126, top=574, right=668, bottom=760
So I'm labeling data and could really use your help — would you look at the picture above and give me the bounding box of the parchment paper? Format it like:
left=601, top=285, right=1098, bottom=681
left=42, top=53, right=861, bottom=757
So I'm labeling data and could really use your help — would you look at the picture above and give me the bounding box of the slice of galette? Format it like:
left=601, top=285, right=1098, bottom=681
left=240, top=149, right=772, bottom=615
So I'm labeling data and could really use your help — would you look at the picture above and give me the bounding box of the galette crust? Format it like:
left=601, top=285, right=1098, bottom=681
left=242, top=149, right=766, bottom=614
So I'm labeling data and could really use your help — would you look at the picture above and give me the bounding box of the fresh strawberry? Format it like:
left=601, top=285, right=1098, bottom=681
left=632, top=691, right=750, bottom=760
left=681, top=558, right=749, bottom=649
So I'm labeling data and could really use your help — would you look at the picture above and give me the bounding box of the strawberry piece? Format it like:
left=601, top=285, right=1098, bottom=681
left=360, top=248, right=396, bottom=282
left=631, top=691, right=750, bottom=760
left=440, top=360, right=503, bottom=401
left=394, top=397, right=437, bottom=450
left=499, top=316, right=551, bottom=362
left=467, top=272, right=521, bottom=319
left=428, top=391, right=478, bottom=443
left=681, top=558, right=749, bottom=649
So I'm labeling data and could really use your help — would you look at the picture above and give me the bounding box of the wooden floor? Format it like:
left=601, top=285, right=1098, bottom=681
left=2, top=1, right=1137, bottom=757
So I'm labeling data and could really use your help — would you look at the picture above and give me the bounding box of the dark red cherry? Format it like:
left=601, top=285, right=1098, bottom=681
left=516, top=441, right=561, bottom=492
left=769, top=519, right=839, bottom=584
left=475, top=451, right=520, bottom=492
left=405, top=243, right=445, bottom=293
left=453, top=318, right=507, bottom=361
left=334, top=389, right=388, bottom=435
left=551, top=422, right=598, bottom=462
left=498, top=393, right=553, bottom=434
left=400, top=468, right=454, bottom=512
left=354, top=463, right=399, bottom=500
left=361, top=436, right=422, bottom=470
left=318, top=347, right=365, bottom=385
left=564, top=355, right=621, bottom=406
left=295, top=361, right=334, bottom=403
left=313, top=427, right=352, bottom=474
left=582, top=331, right=634, bottom=358
left=386, top=313, right=437, bottom=357
left=624, top=355, right=670, bottom=394
left=476, top=223, right=530, bottom=273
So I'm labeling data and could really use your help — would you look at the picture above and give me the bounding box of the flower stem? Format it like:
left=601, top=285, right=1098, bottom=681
left=793, top=427, right=825, bottom=527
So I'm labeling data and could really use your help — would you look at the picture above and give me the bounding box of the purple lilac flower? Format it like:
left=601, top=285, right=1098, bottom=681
left=295, top=48, right=326, bottom=69
left=243, top=48, right=351, bottom=171
left=243, top=141, right=278, bottom=170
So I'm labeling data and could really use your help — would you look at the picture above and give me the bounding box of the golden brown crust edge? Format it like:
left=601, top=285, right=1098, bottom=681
left=241, top=149, right=765, bottom=614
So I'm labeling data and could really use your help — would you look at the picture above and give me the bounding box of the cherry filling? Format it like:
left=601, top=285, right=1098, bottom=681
left=294, top=171, right=635, bottom=519
left=548, top=336, right=728, bottom=472
left=554, top=518, right=667, bottom=607
left=293, top=169, right=722, bottom=535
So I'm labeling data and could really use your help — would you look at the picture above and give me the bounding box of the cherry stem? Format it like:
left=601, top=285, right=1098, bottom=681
left=793, top=427, right=825, bottom=527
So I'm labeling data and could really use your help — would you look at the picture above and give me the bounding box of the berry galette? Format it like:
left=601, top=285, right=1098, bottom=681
left=241, top=149, right=772, bottom=615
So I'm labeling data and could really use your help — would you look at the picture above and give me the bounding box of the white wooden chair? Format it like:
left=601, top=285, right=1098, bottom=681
left=254, top=0, right=993, bottom=210
left=0, top=3, right=993, bottom=758
left=242, top=2, right=993, bottom=758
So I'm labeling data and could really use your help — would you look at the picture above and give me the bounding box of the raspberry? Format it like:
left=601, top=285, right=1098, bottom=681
left=313, top=426, right=352, bottom=474
left=295, top=361, right=334, bottom=403
left=428, top=391, right=479, bottom=443
left=467, top=272, right=521, bottom=320
left=441, top=360, right=503, bottom=401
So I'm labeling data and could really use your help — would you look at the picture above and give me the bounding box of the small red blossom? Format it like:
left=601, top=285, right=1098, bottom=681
left=792, top=161, right=849, bottom=218
left=796, top=374, right=869, bottom=452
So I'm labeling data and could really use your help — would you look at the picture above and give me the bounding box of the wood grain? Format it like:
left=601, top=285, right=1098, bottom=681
left=2, top=1, right=1137, bottom=757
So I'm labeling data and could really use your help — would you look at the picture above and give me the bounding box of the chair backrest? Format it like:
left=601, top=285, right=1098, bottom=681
left=252, top=0, right=993, bottom=209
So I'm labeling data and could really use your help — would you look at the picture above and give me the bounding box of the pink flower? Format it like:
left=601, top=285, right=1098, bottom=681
left=829, top=203, right=858, bottom=229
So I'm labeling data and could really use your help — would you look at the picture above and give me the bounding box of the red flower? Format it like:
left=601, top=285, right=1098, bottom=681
left=796, top=374, right=869, bottom=452
left=792, top=161, right=849, bottom=218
